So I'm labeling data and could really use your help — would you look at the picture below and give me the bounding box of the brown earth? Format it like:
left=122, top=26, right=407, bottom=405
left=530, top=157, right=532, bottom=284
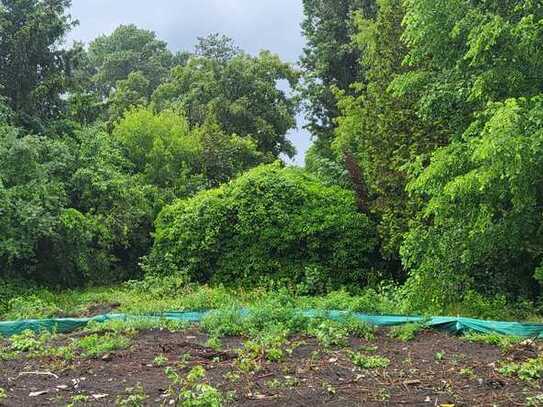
left=0, top=328, right=541, bottom=406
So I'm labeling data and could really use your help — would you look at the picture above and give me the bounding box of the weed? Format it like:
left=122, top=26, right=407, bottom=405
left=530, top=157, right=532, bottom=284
left=74, top=333, right=130, bottom=358
left=463, top=332, right=523, bottom=351
left=206, top=336, right=222, bottom=351
left=0, top=388, right=6, bottom=402
left=460, top=367, right=476, bottom=379
left=526, top=394, right=543, bottom=407
left=499, top=357, right=543, bottom=381
left=49, top=345, right=75, bottom=360
left=308, top=319, right=349, bottom=348
left=201, top=306, right=245, bottom=337
left=322, top=381, right=336, bottom=395
left=116, top=383, right=148, bottom=406
left=225, top=371, right=240, bottom=383
left=435, top=351, right=445, bottom=361
left=9, top=330, right=47, bottom=353
left=164, top=366, right=222, bottom=406
left=153, top=354, right=168, bottom=367
left=66, top=394, right=90, bottom=407
left=267, top=376, right=299, bottom=389
left=350, top=352, right=390, bottom=369
left=376, top=388, right=391, bottom=401
left=389, top=323, right=423, bottom=342
left=342, top=316, right=375, bottom=340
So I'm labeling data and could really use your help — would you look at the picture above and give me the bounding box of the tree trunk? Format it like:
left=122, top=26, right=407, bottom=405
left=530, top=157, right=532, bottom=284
left=343, top=149, right=370, bottom=216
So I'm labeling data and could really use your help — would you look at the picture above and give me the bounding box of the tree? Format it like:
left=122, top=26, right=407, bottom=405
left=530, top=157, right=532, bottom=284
left=88, top=24, right=175, bottom=98
left=112, top=107, right=202, bottom=196
left=0, top=124, right=156, bottom=286
left=107, top=71, right=151, bottom=126
left=333, top=0, right=431, bottom=266
left=153, top=49, right=299, bottom=158
left=195, top=33, right=240, bottom=63
left=399, top=0, right=543, bottom=309
left=300, top=0, right=377, bottom=156
left=0, top=0, right=81, bottom=131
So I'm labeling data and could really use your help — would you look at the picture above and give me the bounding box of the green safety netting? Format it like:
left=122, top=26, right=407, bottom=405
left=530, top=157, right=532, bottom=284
left=1, top=310, right=542, bottom=338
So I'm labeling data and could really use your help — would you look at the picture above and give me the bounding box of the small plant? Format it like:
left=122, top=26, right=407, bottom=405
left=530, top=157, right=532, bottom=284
left=75, top=333, right=130, bottom=358
left=206, top=336, right=222, bottom=351
left=116, top=383, right=148, bottom=406
left=0, top=387, right=7, bottom=402
left=526, top=394, right=543, bottom=407
left=376, top=388, right=390, bottom=401
left=460, top=367, right=476, bottom=379
left=389, top=323, right=423, bottom=342
left=201, top=306, right=245, bottom=337
left=342, top=316, right=376, bottom=340
left=435, top=351, right=445, bottom=361
left=153, top=354, right=168, bottom=367
left=9, top=330, right=47, bottom=353
left=499, top=357, right=543, bottom=381
left=321, top=381, right=336, bottom=395
left=350, top=352, right=390, bottom=369
left=308, top=319, right=349, bottom=348
left=67, top=394, right=90, bottom=407
left=463, top=332, right=523, bottom=351
left=164, top=366, right=222, bottom=406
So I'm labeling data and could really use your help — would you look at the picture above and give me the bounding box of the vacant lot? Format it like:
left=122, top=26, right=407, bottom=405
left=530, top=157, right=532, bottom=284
left=1, top=324, right=542, bottom=406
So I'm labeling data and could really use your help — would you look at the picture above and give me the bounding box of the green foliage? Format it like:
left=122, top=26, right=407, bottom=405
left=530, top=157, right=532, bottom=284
left=88, top=24, right=175, bottom=98
left=463, top=332, right=524, bottom=352
left=164, top=366, right=223, bottom=407
left=0, top=125, right=156, bottom=286
left=499, top=357, right=543, bottom=381
left=389, top=323, right=423, bottom=342
left=335, top=0, right=429, bottom=263
left=300, top=0, right=377, bottom=150
left=0, top=0, right=81, bottom=131
left=74, top=333, right=131, bottom=358
left=116, top=383, right=148, bottom=407
left=153, top=48, right=298, bottom=158
left=402, top=97, right=543, bottom=309
left=9, top=330, right=47, bottom=353
left=350, top=352, right=390, bottom=369
left=0, top=387, right=6, bottom=402
left=148, top=163, right=378, bottom=289
left=112, top=107, right=202, bottom=193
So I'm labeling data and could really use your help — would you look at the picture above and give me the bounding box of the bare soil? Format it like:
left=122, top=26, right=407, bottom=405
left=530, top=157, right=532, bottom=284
left=1, top=328, right=541, bottom=406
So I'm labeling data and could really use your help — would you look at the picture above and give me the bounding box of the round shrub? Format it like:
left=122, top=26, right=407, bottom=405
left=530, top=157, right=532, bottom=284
left=146, top=163, right=378, bottom=290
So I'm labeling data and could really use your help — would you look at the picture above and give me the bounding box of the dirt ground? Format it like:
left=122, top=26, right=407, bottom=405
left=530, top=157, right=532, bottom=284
left=1, top=328, right=541, bottom=406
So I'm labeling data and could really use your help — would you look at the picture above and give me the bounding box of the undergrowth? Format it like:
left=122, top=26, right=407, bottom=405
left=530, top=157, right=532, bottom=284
left=0, top=274, right=540, bottom=324
left=463, top=332, right=524, bottom=351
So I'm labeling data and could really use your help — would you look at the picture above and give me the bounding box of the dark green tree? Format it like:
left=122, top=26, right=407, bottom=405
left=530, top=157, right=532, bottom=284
left=0, top=0, right=81, bottom=131
left=300, top=0, right=377, bottom=157
left=88, top=24, right=175, bottom=98
left=153, top=49, right=299, bottom=158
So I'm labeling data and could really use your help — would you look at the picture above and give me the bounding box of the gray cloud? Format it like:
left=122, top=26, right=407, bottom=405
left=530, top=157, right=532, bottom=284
left=68, top=0, right=312, bottom=164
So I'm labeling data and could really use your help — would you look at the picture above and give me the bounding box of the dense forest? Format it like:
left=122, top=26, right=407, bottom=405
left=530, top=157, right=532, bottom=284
left=2, top=0, right=543, bottom=318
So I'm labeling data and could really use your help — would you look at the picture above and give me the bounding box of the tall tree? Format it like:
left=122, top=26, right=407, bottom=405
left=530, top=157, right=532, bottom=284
left=153, top=47, right=299, bottom=159
left=334, top=0, right=432, bottom=266
left=88, top=24, right=175, bottom=98
left=300, top=0, right=377, bottom=157
left=0, top=0, right=80, bottom=131
left=400, top=0, right=543, bottom=309
left=195, top=33, right=240, bottom=63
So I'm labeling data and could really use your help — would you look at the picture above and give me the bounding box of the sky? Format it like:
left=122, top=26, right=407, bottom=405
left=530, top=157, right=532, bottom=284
left=67, top=0, right=312, bottom=165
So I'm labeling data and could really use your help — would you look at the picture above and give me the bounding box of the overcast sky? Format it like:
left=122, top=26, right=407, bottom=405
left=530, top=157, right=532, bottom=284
left=68, top=0, right=311, bottom=165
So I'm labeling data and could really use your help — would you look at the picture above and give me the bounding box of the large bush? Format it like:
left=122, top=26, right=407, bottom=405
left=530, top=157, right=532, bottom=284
left=146, top=163, right=378, bottom=291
